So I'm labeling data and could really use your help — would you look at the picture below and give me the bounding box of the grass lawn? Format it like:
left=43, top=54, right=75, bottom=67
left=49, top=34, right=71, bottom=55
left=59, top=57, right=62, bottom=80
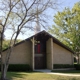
left=52, top=70, right=80, bottom=74
left=0, top=72, right=80, bottom=80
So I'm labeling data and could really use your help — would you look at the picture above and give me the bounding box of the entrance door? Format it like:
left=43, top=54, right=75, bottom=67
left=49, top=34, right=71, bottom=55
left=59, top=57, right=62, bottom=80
left=35, top=42, right=46, bottom=69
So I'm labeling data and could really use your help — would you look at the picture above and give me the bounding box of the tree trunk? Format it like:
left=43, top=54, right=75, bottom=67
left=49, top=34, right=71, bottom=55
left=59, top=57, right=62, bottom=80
left=0, top=32, right=9, bottom=80
left=3, top=65, right=8, bottom=80
left=0, top=32, right=4, bottom=80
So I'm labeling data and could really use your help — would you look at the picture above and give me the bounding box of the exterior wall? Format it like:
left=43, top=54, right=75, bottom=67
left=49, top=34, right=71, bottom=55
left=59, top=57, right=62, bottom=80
left=2, top=40, right=32, bottom=66
left=46, top=38, right=53, bottom=70
left=79, top=54, right=80, bottom=64
left=53, top=42, right=74, bottom=65
left=31, top=37, right=35, bottom=70
left=2, top=37, right=74, bottom=70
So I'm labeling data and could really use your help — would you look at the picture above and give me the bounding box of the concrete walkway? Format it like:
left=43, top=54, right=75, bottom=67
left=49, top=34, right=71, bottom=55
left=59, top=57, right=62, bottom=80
left=34, top=69, right=51, bottom=72
left=34, top=69, right=80, bottom=77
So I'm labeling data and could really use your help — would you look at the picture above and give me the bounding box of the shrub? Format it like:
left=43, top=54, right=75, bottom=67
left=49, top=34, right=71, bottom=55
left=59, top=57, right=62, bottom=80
left=0, top=64, right=31, bottom=71
left=53, top=64, right=74, bottom=69
left=8, top=64, right=31, bottom=71
left=74, top=64, right=80, bottom=70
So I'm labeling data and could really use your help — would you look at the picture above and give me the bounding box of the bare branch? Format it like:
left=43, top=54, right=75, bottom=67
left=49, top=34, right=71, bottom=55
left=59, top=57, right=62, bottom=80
left=0, top=0, right=58, bottom=79
left=4, top=0, right=20, bottom=28
left=21, top=0, right=27, bottom=9
left=27, top=0, right=36, bottom=11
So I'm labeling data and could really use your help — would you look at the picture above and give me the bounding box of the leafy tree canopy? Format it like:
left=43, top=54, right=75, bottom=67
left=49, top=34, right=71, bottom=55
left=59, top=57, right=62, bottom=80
left=2, top=39, right=21, bottom=50
left=49, top=1, right=80, bottom=53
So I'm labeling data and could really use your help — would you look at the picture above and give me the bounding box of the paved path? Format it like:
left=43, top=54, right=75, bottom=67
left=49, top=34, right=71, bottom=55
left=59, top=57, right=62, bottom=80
left=47, top=72, right=80, bottom=77
left=34, top=69, right=80, bottom=77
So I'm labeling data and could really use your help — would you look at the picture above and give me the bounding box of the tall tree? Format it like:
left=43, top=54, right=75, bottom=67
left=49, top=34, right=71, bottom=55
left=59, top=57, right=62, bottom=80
left=49, top=1, right=80, bottom=63
left=0, top=0, right=59, bottom=80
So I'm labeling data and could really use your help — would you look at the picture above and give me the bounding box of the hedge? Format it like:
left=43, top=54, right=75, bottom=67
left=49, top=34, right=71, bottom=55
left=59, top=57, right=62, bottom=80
left=74, top=64, right=80, bottom=70
left=53, top=64, right=74, bottom=69
left=0, top=64, right=31, bottom=72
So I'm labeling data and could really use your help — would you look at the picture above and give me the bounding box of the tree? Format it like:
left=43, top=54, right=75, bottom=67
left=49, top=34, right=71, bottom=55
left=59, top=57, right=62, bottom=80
left=0, top=0, right=58, bottom=80
left=2, top=39, right=21, bottom=50
left=49, top=1, right=80, bottom=63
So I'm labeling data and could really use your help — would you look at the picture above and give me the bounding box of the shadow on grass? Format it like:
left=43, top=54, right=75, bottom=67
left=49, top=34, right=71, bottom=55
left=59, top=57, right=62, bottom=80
left=6, top=71, right=42, bottom=80
left=7, top=72, right=27, bottom=80
left=52, top=70, right=80, bottom=74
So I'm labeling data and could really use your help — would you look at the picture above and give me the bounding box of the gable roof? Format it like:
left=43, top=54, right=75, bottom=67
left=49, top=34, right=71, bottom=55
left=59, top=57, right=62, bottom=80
left=3, top=30, right=74, bottom=53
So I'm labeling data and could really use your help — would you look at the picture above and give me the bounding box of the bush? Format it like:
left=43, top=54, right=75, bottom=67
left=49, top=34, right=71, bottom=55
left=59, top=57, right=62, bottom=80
left=74, top=64, right=80, bottom=70
left=0, top=64, right=31, bottom=71
left=8, top=64, right=31, bottom=71
left=53, top=64, right=74, bottom=69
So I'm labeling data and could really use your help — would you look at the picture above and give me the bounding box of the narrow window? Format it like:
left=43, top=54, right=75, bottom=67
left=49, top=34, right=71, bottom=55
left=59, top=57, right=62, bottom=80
left=38, top=44, right=40, bottom=53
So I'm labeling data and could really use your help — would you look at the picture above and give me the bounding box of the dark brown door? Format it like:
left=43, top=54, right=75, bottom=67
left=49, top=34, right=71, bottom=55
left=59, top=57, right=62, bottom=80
left=35, top=42, right=46, bottom=69
left=35, top=55, right=45, bottom=69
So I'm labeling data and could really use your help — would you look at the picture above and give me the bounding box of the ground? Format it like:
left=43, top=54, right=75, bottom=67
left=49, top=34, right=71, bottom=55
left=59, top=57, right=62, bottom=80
left=0, top=72, right=79, bottom=80
left=0, top=70, right=80, bottom=80
left=52, top=70, right=80, bottom=74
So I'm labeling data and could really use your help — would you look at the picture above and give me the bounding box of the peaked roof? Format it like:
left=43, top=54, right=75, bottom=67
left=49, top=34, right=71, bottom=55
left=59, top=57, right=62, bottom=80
left=3, top=30, right=74, bottom=53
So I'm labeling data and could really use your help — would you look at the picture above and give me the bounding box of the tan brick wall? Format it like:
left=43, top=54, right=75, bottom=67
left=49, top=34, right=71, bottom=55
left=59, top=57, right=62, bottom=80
left=2, top=40, right=32, bottom=66
left=46, top=38, right=53, bottom=69
left=53, top=42, right=74, bottom=64
left=79, top=54, right=80, bottom=64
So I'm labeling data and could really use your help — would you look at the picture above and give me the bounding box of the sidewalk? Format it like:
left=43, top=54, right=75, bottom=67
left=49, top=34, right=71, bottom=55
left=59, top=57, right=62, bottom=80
left=34, top=69, right=80, bottom=77
left=47, top=72, right=80, bottom=77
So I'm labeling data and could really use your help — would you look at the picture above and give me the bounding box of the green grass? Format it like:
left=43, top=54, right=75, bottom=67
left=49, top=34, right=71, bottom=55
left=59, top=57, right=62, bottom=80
left=52, top=70, right=80, bottom=74
left=0, top=72, right=80, bottom=80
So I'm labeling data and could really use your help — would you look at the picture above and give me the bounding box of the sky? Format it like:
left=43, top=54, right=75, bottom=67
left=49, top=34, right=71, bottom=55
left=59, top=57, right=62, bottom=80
left=5, top=0, right=80, bottom=40
left=58, top=0, right=80, bottom=9
left=47, top=0, right=80, bottom=26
